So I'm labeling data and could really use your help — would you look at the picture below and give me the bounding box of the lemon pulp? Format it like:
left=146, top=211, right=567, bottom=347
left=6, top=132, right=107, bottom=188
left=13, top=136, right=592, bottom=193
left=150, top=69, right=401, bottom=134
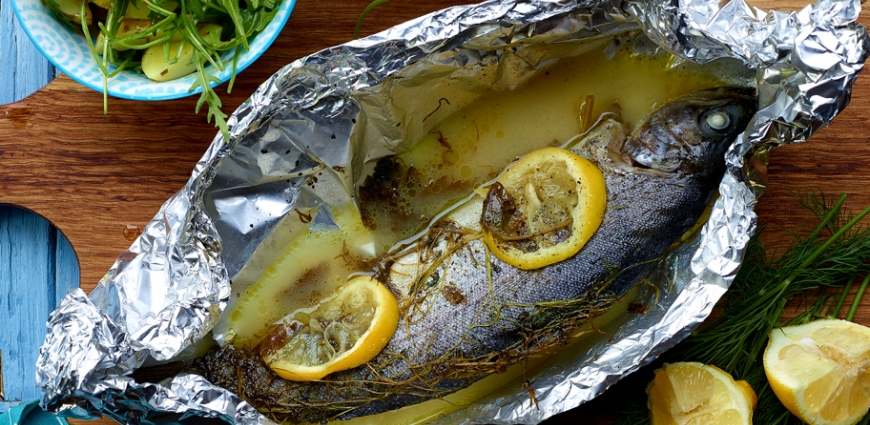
left=647, top=362, right=757, bottom=425
left=481, top=147, right=606, bottom=270
left=763, top=319, right=870, bottom=425
left=260, top=276, right=400, bottom=381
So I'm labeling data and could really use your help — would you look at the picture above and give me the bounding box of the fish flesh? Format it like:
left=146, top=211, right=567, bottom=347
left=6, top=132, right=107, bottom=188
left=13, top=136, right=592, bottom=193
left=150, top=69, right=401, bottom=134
left=192, top=87, right=757, bottom=423
left=196, top=87, right=757, bottom=422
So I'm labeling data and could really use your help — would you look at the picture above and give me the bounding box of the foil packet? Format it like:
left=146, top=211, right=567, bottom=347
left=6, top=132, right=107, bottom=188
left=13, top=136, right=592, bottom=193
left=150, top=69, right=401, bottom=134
left=35, top=0, right=869, bottom=423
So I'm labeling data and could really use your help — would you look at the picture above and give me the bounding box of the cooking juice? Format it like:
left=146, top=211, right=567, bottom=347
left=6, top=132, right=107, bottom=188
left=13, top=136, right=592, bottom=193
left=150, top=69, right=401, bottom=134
left=213, top=45, right=726, bottom=348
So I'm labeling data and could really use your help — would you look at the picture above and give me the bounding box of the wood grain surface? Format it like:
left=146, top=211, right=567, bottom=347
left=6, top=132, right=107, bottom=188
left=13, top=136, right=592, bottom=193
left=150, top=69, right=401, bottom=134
left=0, top=0, right=79, bottom=409
left=1, top=0, right=868, bottom=423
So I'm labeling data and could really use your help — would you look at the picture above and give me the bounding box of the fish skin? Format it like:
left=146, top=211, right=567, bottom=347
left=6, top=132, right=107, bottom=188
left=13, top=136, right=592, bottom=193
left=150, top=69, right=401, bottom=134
left=195, top=87, right=757, bottom=423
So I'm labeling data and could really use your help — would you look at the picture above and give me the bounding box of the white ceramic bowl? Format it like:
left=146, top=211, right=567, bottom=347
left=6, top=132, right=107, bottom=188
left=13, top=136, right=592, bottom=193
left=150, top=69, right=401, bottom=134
left=12, top=0, right=295, bottom=100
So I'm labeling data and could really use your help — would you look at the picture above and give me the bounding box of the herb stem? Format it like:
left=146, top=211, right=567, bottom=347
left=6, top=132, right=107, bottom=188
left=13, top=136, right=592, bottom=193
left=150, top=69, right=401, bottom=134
left=115, top=17, right=176, bottom=48
left=615, top=193, right=870, bottom=425
left=146, top=0, right=177, bottom=17
left=831, top=276, right=856, bottom=318
left=774, top=194, right=866, bottom=303
left=732, top=195, right=847, bottom=319
left=353, top=0, right=391, bottom=39
left=847, top=273, right=870, bottom=322
left=228, top=46, right=240, bottom=94
left=805, top=192, right=848, bottom=242
left=221, top=0, right=249, bottom=49
left=742, top=197, right=870, bottom=360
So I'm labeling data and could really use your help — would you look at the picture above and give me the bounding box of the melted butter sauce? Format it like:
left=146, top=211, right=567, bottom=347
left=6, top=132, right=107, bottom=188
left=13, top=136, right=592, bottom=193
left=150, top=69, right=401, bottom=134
left=217, top=209, right=376, bottom=346
left=361, top=48, right=723, bottom=250
left=215, top=46, right=725, bottom=348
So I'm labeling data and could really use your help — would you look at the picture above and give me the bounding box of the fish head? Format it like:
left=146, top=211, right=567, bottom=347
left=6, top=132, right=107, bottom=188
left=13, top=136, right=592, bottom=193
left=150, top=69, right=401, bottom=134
left=622, top=87, right=757, bottom=176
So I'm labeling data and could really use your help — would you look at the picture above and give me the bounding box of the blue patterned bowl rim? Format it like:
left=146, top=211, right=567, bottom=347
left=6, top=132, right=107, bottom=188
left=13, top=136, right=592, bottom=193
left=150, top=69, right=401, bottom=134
left=11, top=0, right=295, bottom=101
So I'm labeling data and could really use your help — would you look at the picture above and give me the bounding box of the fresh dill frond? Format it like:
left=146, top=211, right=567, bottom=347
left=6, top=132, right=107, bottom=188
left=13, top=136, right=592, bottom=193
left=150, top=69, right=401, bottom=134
left=613, top=192, right=870, bottom=425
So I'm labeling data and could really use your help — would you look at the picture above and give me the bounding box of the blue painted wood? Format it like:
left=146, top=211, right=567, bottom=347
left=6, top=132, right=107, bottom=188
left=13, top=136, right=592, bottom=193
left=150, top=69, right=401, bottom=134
left=0, top=0, right=57, bottom=102
left=0, top=0, right=80, bottom=413
left=0, top=208, right=52, bottom=408
left=54, top=234, right=79, bottom=308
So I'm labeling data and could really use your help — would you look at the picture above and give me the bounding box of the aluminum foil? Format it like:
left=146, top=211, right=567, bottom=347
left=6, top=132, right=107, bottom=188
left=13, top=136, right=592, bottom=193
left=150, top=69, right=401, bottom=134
left=35, top=0, right=869, bottom=423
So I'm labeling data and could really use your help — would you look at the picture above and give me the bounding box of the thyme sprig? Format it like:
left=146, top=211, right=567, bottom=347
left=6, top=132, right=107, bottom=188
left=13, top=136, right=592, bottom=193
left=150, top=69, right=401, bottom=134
left=614, top=192, right=870, bottom=425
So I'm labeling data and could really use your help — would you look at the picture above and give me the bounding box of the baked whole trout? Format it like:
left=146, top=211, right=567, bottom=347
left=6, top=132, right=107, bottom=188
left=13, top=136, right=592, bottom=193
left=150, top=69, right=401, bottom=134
left=193, top=87, right=757, bottom=423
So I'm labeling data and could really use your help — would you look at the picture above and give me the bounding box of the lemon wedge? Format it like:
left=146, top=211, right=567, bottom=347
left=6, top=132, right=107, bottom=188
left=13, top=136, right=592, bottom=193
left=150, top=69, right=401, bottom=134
left=647, top=362, right=757, bottom=425
left=763, top=319, right=870, bottom=425
left=481, top=147, right=606, bottom=270
left=258, top=276, right=400, bottom=381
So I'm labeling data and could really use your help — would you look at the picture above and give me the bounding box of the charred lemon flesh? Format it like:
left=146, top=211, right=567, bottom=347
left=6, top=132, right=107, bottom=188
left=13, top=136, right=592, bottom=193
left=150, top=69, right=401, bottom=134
left=481, top=147, right=606, bottom=270
left=259, top=276, right=399, bottom=381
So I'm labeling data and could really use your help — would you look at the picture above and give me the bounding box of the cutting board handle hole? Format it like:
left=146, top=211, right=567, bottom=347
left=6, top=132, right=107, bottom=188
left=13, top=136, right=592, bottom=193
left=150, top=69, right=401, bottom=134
left=0, top=204, right=80, bottom=293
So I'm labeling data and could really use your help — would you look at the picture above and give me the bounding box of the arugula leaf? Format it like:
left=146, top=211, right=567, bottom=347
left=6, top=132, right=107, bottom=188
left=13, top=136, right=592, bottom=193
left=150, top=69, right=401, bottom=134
left=46, top=0, right=282, bottom=142
left=189, top=56, right=230, bottom=142
left=353, top=0, right=391, bottom=39
left=243, top=0, right=259, bottom=12
left=239, top=7, right=277, bottom=35
left=220, top=0, right=248, bottom=50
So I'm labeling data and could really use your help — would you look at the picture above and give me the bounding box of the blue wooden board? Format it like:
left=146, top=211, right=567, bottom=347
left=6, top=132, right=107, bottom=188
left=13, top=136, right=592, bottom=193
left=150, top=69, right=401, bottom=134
left=0, top=0, right=81, bottom=412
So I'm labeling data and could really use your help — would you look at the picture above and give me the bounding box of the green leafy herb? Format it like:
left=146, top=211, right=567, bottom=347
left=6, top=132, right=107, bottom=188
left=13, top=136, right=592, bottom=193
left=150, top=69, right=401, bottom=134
left=353, top=0, right=391, bottom=40
left=49, top=0, right=282, bottom=141
left=614, top=192, right=870, bottom=425
left=189, top=55, right=230, bottom=141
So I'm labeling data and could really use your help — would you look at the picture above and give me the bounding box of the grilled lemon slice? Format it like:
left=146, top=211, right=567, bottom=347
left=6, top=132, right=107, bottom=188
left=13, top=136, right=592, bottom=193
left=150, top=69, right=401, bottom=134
left=763, top=319, right=870, bottom=425
left=481, top=147, right=606, bottom=270
left=647, top=362, right=757, bottom=425
left=259, top=276, right=399, bottom=381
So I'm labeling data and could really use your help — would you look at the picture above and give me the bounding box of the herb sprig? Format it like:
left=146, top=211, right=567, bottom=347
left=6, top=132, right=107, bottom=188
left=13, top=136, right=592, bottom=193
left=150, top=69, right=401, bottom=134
left=353, top=0, right=390, bottom=39
left=50, top=0, right=280, bottom=142
left=614, top=192, right=870, bottom=425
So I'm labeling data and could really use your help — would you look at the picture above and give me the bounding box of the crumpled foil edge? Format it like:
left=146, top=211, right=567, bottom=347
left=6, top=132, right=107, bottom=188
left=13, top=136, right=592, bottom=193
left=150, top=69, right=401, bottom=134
left=34, top=0, right=869, bottom=424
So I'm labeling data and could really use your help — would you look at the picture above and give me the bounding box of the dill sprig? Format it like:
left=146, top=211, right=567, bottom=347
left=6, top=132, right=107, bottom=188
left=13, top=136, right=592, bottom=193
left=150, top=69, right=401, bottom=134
left=613, top=192, right=870, bottom=425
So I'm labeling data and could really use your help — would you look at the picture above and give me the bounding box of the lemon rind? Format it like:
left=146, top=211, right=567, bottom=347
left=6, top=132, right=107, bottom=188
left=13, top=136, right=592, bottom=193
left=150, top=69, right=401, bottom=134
left=648, top=362, right=756, bottom=425
left=483, top=147, right=606, bottom=271
left=764, top=319, right=870, bottom=425
left=266, top=276, right=400, bottom=381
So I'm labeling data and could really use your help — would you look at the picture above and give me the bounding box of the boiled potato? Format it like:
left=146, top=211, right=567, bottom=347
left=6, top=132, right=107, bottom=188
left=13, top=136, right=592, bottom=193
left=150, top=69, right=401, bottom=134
left=89, top=0, right=109, bottom=12
left=141, top=23, right=222, bottom=81
left=52, top=0, right=93, bottom=25
left=95, top=18, right=151, bottom=52
left=124, top=0, right=151, bottom=18
left=124, top=0, right=177, bottom=19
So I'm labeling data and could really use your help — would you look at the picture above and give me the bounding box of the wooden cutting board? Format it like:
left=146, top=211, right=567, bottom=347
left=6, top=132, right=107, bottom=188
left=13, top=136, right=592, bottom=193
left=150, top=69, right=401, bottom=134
left=1, top=0, right=868, bottom=423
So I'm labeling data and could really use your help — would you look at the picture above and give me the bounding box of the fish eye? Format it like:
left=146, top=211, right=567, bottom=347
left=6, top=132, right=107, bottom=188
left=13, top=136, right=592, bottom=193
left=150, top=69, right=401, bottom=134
left=700, top=106, right=740, bottom=136
left=706, top=111, right=730, bottom=130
